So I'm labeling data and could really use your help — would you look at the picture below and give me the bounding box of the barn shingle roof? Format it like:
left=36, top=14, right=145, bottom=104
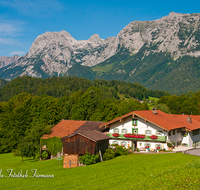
left=61, top=130, right=110, bottom=142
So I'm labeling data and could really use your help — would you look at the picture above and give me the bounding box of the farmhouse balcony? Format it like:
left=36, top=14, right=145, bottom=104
left=107, top=133, right=166, bottom=142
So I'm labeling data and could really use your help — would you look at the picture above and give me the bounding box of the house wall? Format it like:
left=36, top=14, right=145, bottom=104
left=109, top=115, right=168, bottom=150
left=190, top=131, right=200, bottom=147
left=168, top=130, right=182, bottom=146
left=110, top=116, right=166, bottom=136
left=168, top=129, right=200, bottom=147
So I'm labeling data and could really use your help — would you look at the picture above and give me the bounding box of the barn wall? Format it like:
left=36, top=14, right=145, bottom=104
left=95, top=140, right=109, bottom=154
left=62, top=135, right=96, bottom=155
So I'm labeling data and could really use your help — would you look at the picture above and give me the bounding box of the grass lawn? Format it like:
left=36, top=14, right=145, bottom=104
left=0, top=153, right=200, bottom=189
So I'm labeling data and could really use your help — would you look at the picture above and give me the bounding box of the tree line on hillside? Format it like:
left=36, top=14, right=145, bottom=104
left=158, top=91, right=200, bottom=115
left=0, top=78, right=8, bottom=88
left=0, top=87, right=148, bottom=157
left=0, top=76, right=170, bottom=102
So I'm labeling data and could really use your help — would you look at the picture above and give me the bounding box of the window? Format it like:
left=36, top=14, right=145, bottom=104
left=192, top=129, right=199, bottom=136
left=168, top=131, right=171, bottom=136
left=113, top=141, right=118, bottom=145
left=144, top=143, right=151, bottom=148
left=132, top=119, right=138, bottom=126
left=156, top=144, right=161, bottom=149
left=121, top=129, right=127, bottom=134
left=121, top=141, right=126, bottom=146
left=173, top=130, right=175, bottom=135
left=132, top=128, right=138, bottom=134
left=113, top=128, right=119, bottom=133
left=145, top=130, right=151, bottom=135
left=156, top=131, right=163, bottom=136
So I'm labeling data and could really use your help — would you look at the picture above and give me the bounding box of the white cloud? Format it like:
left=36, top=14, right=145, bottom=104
left=0, top=0, right=63, bottom=17
left=9, top=51, right=25, bottom=55
left=0, top=38, right=15, bottom=44
left=0, top=23, right=21, bottom=36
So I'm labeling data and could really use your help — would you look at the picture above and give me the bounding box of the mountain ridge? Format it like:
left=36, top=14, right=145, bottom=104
left=1, top=12, right=200, bottom=94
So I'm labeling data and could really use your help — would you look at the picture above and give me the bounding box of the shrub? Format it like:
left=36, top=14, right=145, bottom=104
left=79, top=152, right=99, bottom=165
left=167, top=141, right=175, bottom=148
left=41, top=151, right=49, bottom=160
left=115, top=145, right=128, bottom=156
left=103, top=149, right=115, bottom=161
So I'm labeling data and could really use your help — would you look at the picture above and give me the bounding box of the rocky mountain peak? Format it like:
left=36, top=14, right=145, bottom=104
left=0, top=55, right=20, bottom=68
left=88, top=34, right=102, bottom=43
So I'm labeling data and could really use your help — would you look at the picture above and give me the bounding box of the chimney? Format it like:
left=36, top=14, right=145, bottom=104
left=152, top=108, right=157, bottom=115
left=187, top=116, right=192, bottom=123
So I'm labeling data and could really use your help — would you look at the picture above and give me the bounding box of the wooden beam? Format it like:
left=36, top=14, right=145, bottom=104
left=120, top=118, right=125, bottom=122
left=132, top=114, right=135, bottom=118
left=106, top=124, right=111, bottom=128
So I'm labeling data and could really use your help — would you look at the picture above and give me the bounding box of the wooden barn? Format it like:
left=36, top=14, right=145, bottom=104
left=61, top=130, right=110, bottom=155
left=41, top=120, right=108, bottom=158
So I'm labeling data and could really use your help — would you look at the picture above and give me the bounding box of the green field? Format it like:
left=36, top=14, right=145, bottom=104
left=0, top=153, right=200, bottom=189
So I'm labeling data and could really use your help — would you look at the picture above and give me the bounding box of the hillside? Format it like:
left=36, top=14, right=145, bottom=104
left=0, top=12, right=200, bottom=94
left=0, top=78, right=8, bottom=88
left=0, top=76, right=170, bottom=102
left=92, top=47, right=200, bottom=95
left=0, top=153, right=200, bottom=189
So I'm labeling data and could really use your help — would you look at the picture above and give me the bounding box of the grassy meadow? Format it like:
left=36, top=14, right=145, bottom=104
left=0, top=153, right=200, bottom=189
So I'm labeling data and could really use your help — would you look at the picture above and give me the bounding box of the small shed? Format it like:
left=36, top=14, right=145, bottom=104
left=61, top=130, right=110, bottom=155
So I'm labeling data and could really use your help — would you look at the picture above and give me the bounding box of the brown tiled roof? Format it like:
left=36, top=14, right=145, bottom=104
left=61, top=130, right=110, bottom=142
left=42, top=120, right=106, bottom=139
left=41, top=120, right=87, bottom=139
left=75, top=121, right=105, bottom=133
left=170, top=115, right=200, bottom=130
left=99, top=110, right=200, bottom=131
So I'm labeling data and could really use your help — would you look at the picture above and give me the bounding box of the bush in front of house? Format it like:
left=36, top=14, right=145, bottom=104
left=167, top=141, right=175, bottom=148
left=115, top=145, right=128, bottom=157
left=103, top=149, right=115, bottom=161
left=79, top=152, right=99, bottom=165
left=103, top=145, right=129, bottom=161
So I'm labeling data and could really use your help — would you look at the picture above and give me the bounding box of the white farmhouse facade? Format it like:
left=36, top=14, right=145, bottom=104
left=99, top=109, right=200, bottom=151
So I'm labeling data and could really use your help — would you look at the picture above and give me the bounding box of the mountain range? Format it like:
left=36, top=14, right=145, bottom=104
left=1, top=12, right=200, bottom=94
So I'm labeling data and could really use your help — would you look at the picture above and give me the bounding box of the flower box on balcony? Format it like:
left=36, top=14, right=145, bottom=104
left=124, top=134, right=131, bottom=138
left=129, top=134, right=136, bottom=138
left=150, top=135, right=158, bottom=139
left=138, top=135, right=146, bottom=139
left=124, top=133, right=146, bottom=138
left=112, top=133, right=119, bottom=137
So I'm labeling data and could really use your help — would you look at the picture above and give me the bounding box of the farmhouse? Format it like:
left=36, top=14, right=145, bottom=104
left=100, top=109, right=200, bottom=151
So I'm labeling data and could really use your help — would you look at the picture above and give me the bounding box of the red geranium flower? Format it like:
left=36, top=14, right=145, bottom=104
left=112, top=133, right=119, bottom=137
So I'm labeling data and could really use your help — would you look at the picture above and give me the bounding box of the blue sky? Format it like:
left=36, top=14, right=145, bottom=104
left=0, top=0, right=199, bottom=57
